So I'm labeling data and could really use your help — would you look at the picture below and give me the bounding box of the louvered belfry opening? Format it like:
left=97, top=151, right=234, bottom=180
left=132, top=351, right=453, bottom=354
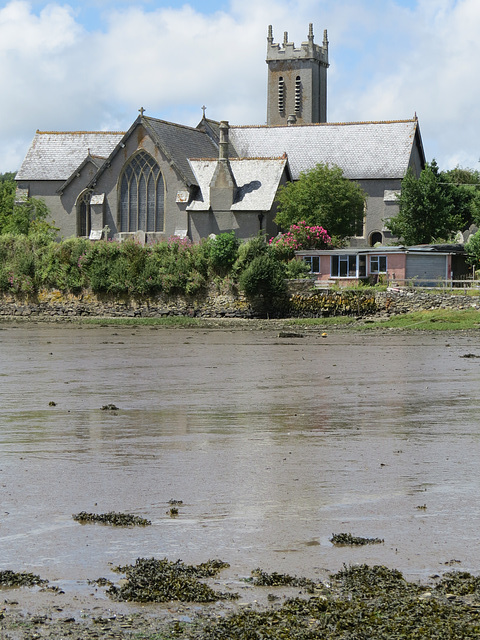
left=119, top=151, right=164, bottom=232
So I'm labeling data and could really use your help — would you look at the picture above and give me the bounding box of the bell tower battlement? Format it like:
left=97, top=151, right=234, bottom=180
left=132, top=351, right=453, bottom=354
left=266, top=23, right=329, bottom=126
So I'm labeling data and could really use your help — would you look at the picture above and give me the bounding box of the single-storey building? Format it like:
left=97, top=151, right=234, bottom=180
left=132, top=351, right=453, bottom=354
left=296, top=245, right=467, bottom=287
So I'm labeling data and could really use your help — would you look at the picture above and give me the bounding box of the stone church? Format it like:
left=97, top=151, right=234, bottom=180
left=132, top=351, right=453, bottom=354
left=16, top=24, right=425, bottom=246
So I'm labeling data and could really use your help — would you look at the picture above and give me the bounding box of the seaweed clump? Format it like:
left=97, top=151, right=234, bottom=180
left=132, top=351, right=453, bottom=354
left=0, top=570, right=48, bottom=588
left=72, top=511, right=151, bottom=526
left=435, top=571, right=480, bottom=600
left=182, top=565, right=480, bottom=639
left=250, top=568, right=317, bottom=593
left=107, top=557, right=238, bottom=603
left=330, top=532, right=384, bottom=546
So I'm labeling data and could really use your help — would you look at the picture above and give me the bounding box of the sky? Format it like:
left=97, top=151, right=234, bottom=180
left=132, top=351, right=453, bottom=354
left=1, top=0, right=479, bottom=173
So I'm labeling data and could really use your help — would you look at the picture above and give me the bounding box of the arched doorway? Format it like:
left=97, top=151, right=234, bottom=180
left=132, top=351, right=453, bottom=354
left=369, top=231, right=383, bottom=246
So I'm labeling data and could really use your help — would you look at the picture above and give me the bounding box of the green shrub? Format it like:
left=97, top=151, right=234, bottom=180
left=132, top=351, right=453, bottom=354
left=209, top=231, right=239, bottom=275
left=239, top=253, right=286, bottom=314
left=285, top=258, right=311, bottom=279
left=232, top=235, right=268, bottom=275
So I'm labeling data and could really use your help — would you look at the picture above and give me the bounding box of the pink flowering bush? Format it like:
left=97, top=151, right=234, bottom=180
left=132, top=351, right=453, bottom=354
left=269, top=221, right=332, bottom=259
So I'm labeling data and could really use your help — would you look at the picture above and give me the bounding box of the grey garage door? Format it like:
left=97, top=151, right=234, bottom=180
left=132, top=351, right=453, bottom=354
left=405, top=254, right=447, bottom=283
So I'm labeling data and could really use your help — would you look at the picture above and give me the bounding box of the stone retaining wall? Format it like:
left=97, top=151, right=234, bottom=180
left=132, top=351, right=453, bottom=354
left=0, top=286, right=479, bottom=319
left=0, top=288, right=255, bottom=319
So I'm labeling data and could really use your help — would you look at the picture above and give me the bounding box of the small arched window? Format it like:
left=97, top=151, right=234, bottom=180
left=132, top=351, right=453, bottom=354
left=119, top=151, right=164, bottom=232
left=77, top=189, right=92, bottom=237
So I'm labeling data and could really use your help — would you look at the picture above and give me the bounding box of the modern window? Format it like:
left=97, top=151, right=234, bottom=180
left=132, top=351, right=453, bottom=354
left=304, top=256, right=320, bottom=273
left=331, top=254, right=367, bottom=278
left=77, top=189, right=92, bottom=237
left=119, top=151, right=164, bottom=233
left=370, top=256, right=387, bottom=273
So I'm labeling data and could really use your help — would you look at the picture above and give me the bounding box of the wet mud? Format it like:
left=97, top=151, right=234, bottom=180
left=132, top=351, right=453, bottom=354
left=1, top=322, right=480, bottom=637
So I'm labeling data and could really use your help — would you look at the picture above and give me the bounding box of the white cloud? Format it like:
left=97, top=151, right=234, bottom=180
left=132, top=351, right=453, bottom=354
left=0, top=0, right=479, bottom=173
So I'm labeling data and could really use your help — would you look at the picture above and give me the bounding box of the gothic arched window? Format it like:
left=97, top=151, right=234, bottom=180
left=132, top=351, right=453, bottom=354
left=119, top=151, right=164, bottom=232
left=77, top=189, right=92, bottom=237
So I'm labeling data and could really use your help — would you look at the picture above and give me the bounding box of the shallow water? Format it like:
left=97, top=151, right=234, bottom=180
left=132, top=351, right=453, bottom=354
left=1, top=322, right=480, bottom=594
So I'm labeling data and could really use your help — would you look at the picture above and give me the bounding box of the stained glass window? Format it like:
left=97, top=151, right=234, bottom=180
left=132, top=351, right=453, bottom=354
left=119, top=152, right=164, bottom=232
left=77, top=190, right=92, bottom=237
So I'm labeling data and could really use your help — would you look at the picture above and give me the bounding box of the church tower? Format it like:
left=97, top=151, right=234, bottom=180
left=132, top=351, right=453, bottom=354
left=266, top=23, right=329, bottom=126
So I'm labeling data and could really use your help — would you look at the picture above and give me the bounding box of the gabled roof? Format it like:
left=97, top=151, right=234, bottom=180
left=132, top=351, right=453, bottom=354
left=229, top=119, right=423, bottom=180
left=87, top=116, right=223, bottom=189
left=16, top=131, right=125, bottom=181
left=57, top=154, right=106, bottom=193
left=187, top=157, right=289, bottom=211
left=143, top=116, right=222, bottom=186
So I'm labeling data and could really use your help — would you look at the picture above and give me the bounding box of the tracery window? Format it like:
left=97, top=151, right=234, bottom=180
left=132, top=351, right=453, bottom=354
left=119, top=151, right=164, bottom=232
left=77, top=189, right=92, bottom=237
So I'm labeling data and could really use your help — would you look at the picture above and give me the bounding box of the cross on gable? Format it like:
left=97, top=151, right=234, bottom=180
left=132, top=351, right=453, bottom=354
left=202, top=105, right=207, bottom=118
left=139, top=107, right=145, bottom=116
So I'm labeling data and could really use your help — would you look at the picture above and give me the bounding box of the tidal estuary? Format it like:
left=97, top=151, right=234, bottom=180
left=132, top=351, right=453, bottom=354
left=1, top=322, right=480, bottom=609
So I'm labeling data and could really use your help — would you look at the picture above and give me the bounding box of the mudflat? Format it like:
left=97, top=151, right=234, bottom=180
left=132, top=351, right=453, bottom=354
left=1, top=321, right=480, bottom=638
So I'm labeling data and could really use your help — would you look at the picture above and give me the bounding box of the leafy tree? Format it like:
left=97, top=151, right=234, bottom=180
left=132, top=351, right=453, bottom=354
left=464, top=229, right=480, bottom=268
left=275, top=163, right=366, bottom=240
left=0, top=176, right=54, bottom=238
left=0, top=178, right=16, bottom=228
left=0, top=171, right=16, bottom=184
left=386, top=160, right=463, bottom=245
left=441, top=166, right=480, bottom=228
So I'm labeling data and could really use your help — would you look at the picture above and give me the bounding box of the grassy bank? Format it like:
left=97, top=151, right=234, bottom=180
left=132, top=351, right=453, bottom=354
left=1, top=308, right=479, bottom=331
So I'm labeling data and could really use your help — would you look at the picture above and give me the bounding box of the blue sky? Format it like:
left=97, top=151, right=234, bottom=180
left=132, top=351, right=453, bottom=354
left=1, top=0, right=479, bottom=173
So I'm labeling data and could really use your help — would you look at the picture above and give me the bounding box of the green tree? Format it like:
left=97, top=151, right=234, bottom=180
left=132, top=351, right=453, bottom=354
left=386, top=160, right=464, bottom=245
left=275, top=163, right=366, bottom=240
left=0, top=171, right=16, bottom=184
left=0, top=176, right=54, bottom=238
left=465, top=229, right=480, bottom=268
left=441, top=166, right=480, bottom=228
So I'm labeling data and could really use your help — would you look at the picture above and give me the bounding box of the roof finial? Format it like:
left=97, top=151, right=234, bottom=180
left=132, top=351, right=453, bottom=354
left=283, top=31, right=288, bottom=46
left=139, top=107, right=145, bottom=117
left=308, top=23, right=314, bottom=42
left=323, top=29, right=328, bottom=48
left=267, top=24, right=273, bottom=44
left=201, top=105, right=207, bottom=119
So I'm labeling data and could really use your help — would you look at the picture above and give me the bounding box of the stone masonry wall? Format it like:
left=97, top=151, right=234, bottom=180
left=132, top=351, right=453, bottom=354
left=0, top=286, right=479, bottom=319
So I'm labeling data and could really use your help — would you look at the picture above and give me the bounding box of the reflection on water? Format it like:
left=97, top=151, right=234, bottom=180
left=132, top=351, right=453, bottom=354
left=1, top=323, right=480, bottom=586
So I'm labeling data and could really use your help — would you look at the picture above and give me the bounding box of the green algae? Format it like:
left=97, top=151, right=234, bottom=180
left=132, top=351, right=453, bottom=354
left=250, top=568, right=317, bottom=593
left=72, top=511, right=151, bottom=526
left=0, top=570, right=47, bottom=588
left=107, top=557, right=238, bottom=603
left=330, top=532, right=384, bottom=546
left=176, top=565, right=480, bottom=640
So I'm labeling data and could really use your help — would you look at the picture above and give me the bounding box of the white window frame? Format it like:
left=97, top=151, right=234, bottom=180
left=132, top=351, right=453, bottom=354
left=331, top=254, right=367, bottom=278
left=370, top=255, right=387, bottom=274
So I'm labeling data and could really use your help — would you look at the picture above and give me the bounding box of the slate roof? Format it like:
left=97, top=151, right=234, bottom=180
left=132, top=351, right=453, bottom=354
left=143, top=117, right=221, bottom=186
left=187, top=158, right=288, bottom=211
left=16, top=131, right=125, bottom=181
left=229, top=119, right=421, bottom=180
